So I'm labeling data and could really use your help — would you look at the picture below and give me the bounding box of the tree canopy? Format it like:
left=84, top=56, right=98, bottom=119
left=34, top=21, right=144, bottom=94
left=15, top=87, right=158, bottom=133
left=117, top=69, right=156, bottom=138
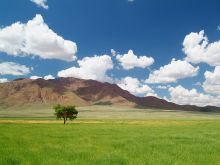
left=54, top=104, right=78, bottom=124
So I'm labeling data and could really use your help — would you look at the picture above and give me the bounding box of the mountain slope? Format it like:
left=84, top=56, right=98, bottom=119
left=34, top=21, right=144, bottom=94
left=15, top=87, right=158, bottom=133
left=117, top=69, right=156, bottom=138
left=0, top=77, right=219, bottom=112
left=0, top=78, right=89, bottom=107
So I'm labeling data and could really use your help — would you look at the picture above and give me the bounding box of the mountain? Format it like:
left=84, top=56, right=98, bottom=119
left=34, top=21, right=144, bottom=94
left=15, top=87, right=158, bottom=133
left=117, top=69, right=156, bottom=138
left=0, top=77, right=219, bottom=112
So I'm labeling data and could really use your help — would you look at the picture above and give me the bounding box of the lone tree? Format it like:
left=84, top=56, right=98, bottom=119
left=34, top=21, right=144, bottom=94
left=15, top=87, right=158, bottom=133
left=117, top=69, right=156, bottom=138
left=54, top=104, right=78, bottom=124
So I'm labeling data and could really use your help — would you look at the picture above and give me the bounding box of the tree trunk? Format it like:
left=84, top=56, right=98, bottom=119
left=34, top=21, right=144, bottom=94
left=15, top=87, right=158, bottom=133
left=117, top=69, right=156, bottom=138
left=63, top=112, right=67, bottom=124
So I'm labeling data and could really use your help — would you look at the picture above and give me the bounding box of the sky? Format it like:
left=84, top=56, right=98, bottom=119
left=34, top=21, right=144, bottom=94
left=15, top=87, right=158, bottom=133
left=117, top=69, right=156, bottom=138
left=0, top=0, right=220, bottom=106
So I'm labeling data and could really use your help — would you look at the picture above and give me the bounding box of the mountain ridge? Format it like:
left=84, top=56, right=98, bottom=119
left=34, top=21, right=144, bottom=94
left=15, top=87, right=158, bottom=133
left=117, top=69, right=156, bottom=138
left=0, top=77, right=219, bottom=112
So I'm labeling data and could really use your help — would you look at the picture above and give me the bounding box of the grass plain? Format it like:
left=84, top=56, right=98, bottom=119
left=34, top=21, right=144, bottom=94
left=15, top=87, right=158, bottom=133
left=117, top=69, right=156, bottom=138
left=0, top=106, right=220, bottom=165
left=1, top=105, right=220, bottom=120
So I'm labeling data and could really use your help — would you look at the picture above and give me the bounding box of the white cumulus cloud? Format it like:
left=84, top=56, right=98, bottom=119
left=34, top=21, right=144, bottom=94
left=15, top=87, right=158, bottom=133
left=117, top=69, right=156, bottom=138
left=145, top=59, right=199, bottom=84
left=30, top=0, right=49, bottom=9
left=145, top=92, right=159, bottom=97
left=0, top=78, right=9, bottom=83
left=30, top=74, right=55, bottom=80
left=0, top=62, right=31, bottom=76
left=156, top=85, right=168, bottom=89
left=117, top=76, right=154, bottom=96
left=44, top=74, right=55, bottom=80
left=30, top=76, right=42, bottom=80
left=203, top=66, right=220, bottom=95
left=183, top=30, right=220, bottom=66
left=116, top=50, right=154, bottom=70
left=58, top=55, right=114, bottom=82
left=168, top=85, right=220, bottom=107
left=0, top=14, right=77, bottom=61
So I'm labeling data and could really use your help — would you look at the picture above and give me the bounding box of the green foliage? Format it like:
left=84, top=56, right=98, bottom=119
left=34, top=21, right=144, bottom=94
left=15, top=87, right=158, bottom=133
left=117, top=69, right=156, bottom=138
left=53, top=104, right=78, bottom=124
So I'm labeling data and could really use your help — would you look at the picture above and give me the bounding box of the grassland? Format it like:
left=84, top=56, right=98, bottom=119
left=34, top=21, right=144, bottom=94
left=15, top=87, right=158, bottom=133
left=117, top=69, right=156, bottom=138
left=0, top=106, right=220, bottom=164
left=1, top=105, right=220, bottom=120
left=0, top=121, right=220, bottom=165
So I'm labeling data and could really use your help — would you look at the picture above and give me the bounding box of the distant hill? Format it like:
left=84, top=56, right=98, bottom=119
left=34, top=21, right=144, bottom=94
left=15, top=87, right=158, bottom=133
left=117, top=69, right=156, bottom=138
left=0, top=77, right=219, bottom=112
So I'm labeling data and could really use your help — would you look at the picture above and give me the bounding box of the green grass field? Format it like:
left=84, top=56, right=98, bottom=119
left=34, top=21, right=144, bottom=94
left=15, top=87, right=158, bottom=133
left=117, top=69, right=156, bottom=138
left=0, top=106, right=220, bottom=164
left=1, top=105, right=220, bottom=120
left=0, top=121, right=220, bottom=165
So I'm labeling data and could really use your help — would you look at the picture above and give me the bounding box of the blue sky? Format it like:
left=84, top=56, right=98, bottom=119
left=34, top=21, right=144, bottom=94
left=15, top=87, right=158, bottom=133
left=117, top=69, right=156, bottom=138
left=0, top=0, right=220, bottom=106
